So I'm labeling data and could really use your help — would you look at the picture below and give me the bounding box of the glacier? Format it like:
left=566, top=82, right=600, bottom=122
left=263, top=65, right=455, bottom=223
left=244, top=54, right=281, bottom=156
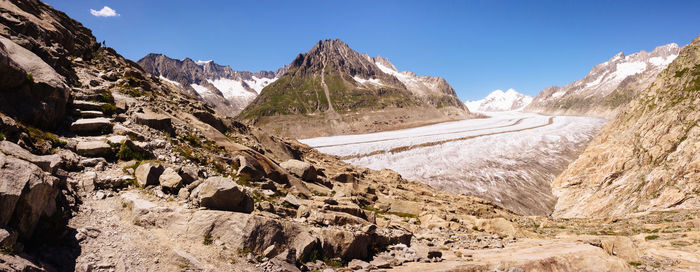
left=301, top=112, right=606, bottom=215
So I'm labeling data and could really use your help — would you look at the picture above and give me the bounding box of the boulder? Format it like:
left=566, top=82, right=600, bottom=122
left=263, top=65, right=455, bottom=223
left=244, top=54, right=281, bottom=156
left=0, top=141, right=61, bottom=173
left=70, top=117, right=112, bottom=135
left=332, top=173, right=355, bottom=183
left=600, top=236, right=641, bottom=263
left=193, top=111, right=227, bottom=133
left=135, top=113, right=174, bottom=135
left=135, top=162, right=164, bottom=187
left=159, top=167, right=182, bottom=192
left=75, top=141, right=112, bottom=157
left=280, top=159, right=317, bottom=182
left=197, top=177, right=254, bottom=213
left=0, top=36, right=69, bottom=129
left=0, top=153, right=59, bottom=239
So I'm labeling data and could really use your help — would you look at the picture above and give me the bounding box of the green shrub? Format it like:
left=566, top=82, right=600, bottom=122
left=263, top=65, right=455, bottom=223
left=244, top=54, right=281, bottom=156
left=25, top=73, right=33, bottom=83
left=645, top=235, right=660, bottom=240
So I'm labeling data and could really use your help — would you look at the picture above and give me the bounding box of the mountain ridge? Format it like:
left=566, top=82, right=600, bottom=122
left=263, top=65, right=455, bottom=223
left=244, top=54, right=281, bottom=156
left=239, top=39, right=471, bottom=138
left=525, top=43, right=681, bottom=119
left=138, top=53, right=288, bottom=116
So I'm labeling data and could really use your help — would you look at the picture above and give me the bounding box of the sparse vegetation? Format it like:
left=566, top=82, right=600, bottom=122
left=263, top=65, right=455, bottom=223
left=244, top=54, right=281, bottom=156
left=645, top=235, right=660, bottom=240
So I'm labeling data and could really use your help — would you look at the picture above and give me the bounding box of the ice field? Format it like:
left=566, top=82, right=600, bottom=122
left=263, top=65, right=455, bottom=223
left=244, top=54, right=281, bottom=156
left=301, top=112, right=607, bottom=215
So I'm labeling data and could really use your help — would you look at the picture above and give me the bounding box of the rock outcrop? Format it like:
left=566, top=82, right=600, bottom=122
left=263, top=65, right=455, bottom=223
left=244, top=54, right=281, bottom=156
left=552, top=37, right=700, bottom=218
left=0, top=36, right=69, bottom=128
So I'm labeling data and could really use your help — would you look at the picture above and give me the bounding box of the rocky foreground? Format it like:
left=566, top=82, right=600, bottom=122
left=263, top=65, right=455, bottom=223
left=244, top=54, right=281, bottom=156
left=0, top=1, right=698, bottom=272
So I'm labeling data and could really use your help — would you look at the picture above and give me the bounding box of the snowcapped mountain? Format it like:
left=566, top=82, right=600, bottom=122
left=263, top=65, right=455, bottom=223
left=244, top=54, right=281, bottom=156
left=525, top=43, right=680, bottom=118
left=465, top=89, right=533, bottom=112
left=138, top=54, right=288, bottom=116
left=239, top=39, right=471, bottom=138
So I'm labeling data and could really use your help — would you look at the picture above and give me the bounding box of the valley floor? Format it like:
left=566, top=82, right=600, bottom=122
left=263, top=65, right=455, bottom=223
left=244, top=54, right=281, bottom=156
left=301, top=111, right=607, bottom=215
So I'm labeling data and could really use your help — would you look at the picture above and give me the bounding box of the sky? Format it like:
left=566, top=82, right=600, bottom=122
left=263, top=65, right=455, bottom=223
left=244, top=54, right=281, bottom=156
left=46, top=0, right=700, bottom=101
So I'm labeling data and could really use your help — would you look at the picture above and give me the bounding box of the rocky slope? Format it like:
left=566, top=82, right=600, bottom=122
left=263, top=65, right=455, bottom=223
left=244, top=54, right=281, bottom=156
left=239, top=39, right=472, bottom=138
left=137, top=54, right=287, bottom=116
left=525, top=43, right=680, bottom=119
left=465, top=89, right=533, bottom=112
left=0, top=1, right=698, bottom=271
left=551, top=36, right=700, bottom=218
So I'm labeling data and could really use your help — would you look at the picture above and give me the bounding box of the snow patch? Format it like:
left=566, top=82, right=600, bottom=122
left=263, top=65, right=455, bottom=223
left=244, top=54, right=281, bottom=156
left=614, top=61, right=647, bottom=79
left=159, top=75, right=180, bottom=86
left=195, top=60, right=212, bottom=66
left=649, top=55, right=678, bottom=66
left=207, top=78, right=256, bottom=100
left=243, top=76, right=278, bottom=94
left=190, top=83, right=211, bottom=96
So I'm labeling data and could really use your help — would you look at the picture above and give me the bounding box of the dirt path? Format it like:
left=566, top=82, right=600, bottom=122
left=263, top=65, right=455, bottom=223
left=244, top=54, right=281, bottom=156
left=341, top=117, right=555, bottom=159
left=311, top=118, right=527, bottom=149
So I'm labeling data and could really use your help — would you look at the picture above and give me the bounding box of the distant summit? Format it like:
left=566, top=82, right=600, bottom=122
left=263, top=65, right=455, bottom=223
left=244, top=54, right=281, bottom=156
left=137, top=53, right=287, bottom=116
left=465, top=89, right=533, bottom=112
left=239, top=39, right=472, bottom=138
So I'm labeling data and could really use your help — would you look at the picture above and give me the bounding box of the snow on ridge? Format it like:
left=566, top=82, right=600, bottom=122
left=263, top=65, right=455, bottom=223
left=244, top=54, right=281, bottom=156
left=353, top=76, right=383, bottom=86
left=159, top=75, right=180, bottom=86
left=207, top=78, right=256, bottom=100
left=244, top=76, right=279, bottom=94
left=195, top=60, right=213, bottom=66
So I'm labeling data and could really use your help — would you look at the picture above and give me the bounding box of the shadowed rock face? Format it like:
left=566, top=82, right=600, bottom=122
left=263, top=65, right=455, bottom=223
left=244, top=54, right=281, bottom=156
left=0, top=34, right=69, bottom=129
left=526, top=43, right=681, bottom=119
left=552, top=37, right=700, bottom=218
left=0, top=0, right=99, bottom=83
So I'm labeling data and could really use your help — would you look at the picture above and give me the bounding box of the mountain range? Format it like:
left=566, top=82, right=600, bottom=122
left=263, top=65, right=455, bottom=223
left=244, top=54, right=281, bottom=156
left=137, top=54, right=287, bottom=116
left=0, top=0, right=698, bottom=271
left=464, top=89, right=533, bottom=112
left=525, top=43, right=680, bottom=118
left=238, top=39, right=472, bottom=138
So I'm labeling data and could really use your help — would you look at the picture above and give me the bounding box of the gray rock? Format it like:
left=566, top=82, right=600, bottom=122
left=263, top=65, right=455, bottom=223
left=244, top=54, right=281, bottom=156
left=135, top=113, right=174, bottom=135
left=0, top=153, right=59, bottom=239
left=197, top=177, right=254, bottom=213
left=0, top=141, right=61, bottom=173
left=72, top=100, right=105, bottom=111
left=70, top=118, right=112, bottom=135
left=348, top=259, right=371, bottom=270
left=283, top=194, right=301, bottom=208
left=75, top=141, right=112, bottom=157
left=159, top=167, right=182, bottom=192
left=135, top=162, right=164, bottom=187
left=280, top=159, right=317, bottom=182
left=0, top=36, right=69, bottom=129
left=79, top=110, right=104, bottom=118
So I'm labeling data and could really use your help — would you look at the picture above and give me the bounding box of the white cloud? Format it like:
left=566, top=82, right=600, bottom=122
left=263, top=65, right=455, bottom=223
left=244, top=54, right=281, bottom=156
left=90, top=6, right=119, bottom=17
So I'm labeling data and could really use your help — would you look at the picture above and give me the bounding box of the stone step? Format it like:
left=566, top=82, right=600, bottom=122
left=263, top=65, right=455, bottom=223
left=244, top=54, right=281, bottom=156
left=72, top=100, right=105, bottom=111
left=70, top=118, right=112, bottom=135
left=75, top=140, right=112, bottom=157
left=79, top=110, right=104, bottom=118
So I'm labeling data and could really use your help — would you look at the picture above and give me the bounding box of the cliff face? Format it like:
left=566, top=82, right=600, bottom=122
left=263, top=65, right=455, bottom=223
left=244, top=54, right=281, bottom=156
left=238, top=39, right=471, bottom=138
left=551, top=37, right=700, bottom=218
left=526, top=43, right=680, bottom=119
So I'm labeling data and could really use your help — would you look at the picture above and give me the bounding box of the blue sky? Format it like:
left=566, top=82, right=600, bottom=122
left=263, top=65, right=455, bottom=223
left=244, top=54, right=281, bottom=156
left=46, top=1, right=699, bottom=101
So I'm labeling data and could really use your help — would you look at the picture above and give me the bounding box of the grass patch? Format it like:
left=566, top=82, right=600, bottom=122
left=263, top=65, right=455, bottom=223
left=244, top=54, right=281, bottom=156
left=25, top=72, right=33, bottom=83
left=203, top=231, right=213, bottom=245
left=236, top=173, right=252, bottom=187
left=101, top=103, right=116, bottom=116
left=116, top=142, right=149, bottom=161
left=629, top=261, right=642, bottom=267
left=645, top=235, right=660, bottom=241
